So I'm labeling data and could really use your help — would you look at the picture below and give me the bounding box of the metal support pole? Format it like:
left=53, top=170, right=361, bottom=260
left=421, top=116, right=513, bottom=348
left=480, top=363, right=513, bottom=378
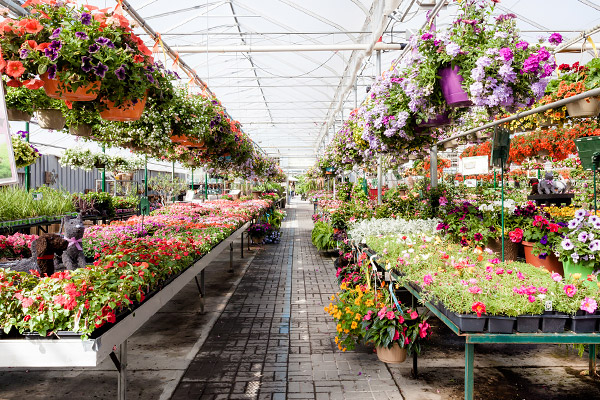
left=24, top=122, right=30, bottom=191
left=229, top=242, right=234, bottom=273
left=590, top=344, right=597, bottom=377
left=377, top=155, right=382, bottom=205
left=205, top=173, right=208, bottom=200
left=191, top=168, right=194, bottom=190
left=354, top=83, right=358, bottom=109
left=241, top=232, right=244, bottom=258
left=594, top=169, right=597, bottom=214
left=118, top=339, right=127, bottom=400
left=101, top=144, right=106, bottom=193
left=194, top=271, right=206, bottom=314
left=430, top=146, right=438, bottom=188
left=144, top=156, right=148, bottom=197
left=501, top=161, right=505, bottom=263
left=465, top=343, right=474, bottom=400
left=171, top=161, right=176, bottom=203
left=493, top=170, right=497, bottom=189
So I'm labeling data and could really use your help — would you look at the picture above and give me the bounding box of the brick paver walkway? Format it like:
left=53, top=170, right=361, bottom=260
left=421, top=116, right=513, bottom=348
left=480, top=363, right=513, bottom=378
left=171, top=200, right=403, bottom=400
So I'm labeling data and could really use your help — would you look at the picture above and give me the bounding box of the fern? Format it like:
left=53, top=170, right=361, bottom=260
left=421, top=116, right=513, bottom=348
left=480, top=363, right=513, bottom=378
left=311, top=221, right=336, bottom=251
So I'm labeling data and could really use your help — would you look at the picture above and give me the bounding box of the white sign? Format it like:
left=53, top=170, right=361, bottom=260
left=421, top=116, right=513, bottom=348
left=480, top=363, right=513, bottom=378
left=465, top=179, right=477, bottom=188
left=0, top=74, right=18, bottom=186
left=460, top=156, right=489, bottom=176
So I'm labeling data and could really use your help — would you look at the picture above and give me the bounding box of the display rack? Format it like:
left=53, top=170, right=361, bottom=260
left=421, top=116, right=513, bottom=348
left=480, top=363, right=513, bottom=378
left=0, top=221, right=250, bottom=400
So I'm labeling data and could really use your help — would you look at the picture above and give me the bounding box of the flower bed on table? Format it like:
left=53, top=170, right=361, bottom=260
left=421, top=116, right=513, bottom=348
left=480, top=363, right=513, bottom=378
left=0, top=199, right=271, bottom=338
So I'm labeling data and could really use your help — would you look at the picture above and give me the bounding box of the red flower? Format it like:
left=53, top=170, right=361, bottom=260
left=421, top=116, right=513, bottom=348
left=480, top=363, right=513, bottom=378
left=133, top=54, right=144, bottom=63
left=23, top=315, right=31, bottom=322
left=471, top=301, right=486, bottom=317
left=17, top=18, right=43, bottom=34
left=6, top=60, right=25, bottom=78
left=35, top=42, right=51, bottom=51
left=6, top=79, right=23, bottom=87
left=23, top=78, right=44, bottom=89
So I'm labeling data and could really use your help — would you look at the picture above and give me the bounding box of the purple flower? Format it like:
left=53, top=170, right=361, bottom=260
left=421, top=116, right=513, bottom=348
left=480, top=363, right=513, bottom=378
left=80, top=13, right=92, bottom=25
left=522, top=55, right=539, bottom=74
left=568, top=219, right=580, bottom=230
left=50, top=40, right=62, bottom=51
left=446, top=42, right=460, bottom=57
left=495, top=13, right=516, bottom=23
left=75, top=31, right=88, bottom=40
left=96, top=37, right=114, bottom=47
left=88, top=43, right=100, bottom=54
left=516, top=41, right=529, bottom=50
left=589, top=240, right=600, bottom=252
left=81, top=56, right=93, bottom=73
left=115, top=65, right=126, bottom=81
left=499, top=64, right=516, bottom=83
left=499, top=47, right=513, bottom=62
left=476, top=56, right=493, bottom=68
left=93, top=62, right=108, bottom=78
left=562, top=238, right=574, bottom=251
left=575, top=209, right=587, bottom=219
left=540, top=235, right=548, bottom=245
left=50, top=28, right=61, bottom=39
left=537, top=47, right=551, bottom=62
left=47, top=64, right=57, bottom=79
left=19, top=48, right=29, bottom=59
left=421, top=33, right=433, bottom=40
left=44, top=48, right=58, bottom=61
left=579, top=231, right=589, bottom=243
left=145, top=73, right=155, bottom=83
left=549, top=33, right=563, bottom=45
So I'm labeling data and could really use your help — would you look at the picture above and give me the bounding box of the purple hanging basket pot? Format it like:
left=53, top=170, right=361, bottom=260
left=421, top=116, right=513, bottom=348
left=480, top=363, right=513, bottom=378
left=439, top=65, right=473, bottom=108
left=418, top=112, right=451, bottom=128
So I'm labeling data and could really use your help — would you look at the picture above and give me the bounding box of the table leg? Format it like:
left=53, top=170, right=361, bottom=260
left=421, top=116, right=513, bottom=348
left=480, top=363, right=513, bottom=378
left=229, top=242, right=234, bottom=273
left=241, top=233, right=244, bottom=258
left=465, top=343, right=474, bottom=400
left=118, top=339, right=127, bottom=400
left=590, top=344, right=597, bottom=377
left=412, top=351, right=418, bottom=378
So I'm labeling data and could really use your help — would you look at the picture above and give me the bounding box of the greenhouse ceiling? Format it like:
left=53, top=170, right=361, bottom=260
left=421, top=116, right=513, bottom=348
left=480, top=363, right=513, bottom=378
left=3, top=0, right=600, bottom=172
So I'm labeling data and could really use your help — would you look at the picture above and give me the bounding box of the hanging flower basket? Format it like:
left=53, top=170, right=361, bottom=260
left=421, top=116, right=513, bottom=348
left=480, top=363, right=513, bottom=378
left=35, top=109, right=66, bottom=130
left=41, top=73, right=100, bottom=102
left=7, top=109, right=32, bottom=122
left=439, top=66, right=473, bottom=108
left=476, top=131, right=492, bottom=140
left=418, top=113, right=451, bottom=128
left=566, top=97, right=600, bottom=118
left=100, top=96, right=147, bottom=122
left=68, top=124, right=93, bottom=138
left=443, top=139, right=459, bottom=150
left=537, top=149, right=550, bottom=158
left=536, top=115, right=554, bottom=127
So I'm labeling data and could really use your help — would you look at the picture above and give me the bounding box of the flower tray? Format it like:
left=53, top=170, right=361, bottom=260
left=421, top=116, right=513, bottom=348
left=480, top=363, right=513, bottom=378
left=487, top=316, right=516, bottom=334
left=541, top=312, right=569, bottom=333
left=516, top=315, right=541, bottom=333
left=449, top=312, right=486, bottom=333
left=569, top=312, right=600, bottom=333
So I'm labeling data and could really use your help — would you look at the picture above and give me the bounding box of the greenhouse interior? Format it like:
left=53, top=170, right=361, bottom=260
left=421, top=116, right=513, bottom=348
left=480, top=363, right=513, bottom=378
left=2, top=0, right=600, bottom=399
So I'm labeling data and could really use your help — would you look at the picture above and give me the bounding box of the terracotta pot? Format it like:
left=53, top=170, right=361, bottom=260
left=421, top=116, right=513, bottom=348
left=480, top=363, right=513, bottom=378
left=376, top=343, right=407, bottom=364
left=566, top=97, right=600, bottom=118
left=252, top=191, right=261, bottom=200
left=7, top=109, right=32, bottom=122
left=522, top=241, right=564, bottom=275
left=35, top=109, right=66, bottom=130
left=41, top=72, right=100, bottom=101
left=100, top=96, right=147, bottom=122
left=68, top=123, right=93, bottom=138
left=486, top=238, right=519, bottom=261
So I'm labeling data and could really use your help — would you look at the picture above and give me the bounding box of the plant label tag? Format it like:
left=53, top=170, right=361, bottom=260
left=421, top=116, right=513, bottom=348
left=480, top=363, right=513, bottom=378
left=32, top=192, right=42, bottom=201
left=545, top=300, right=553, bottom=312
left=385, top=271, right=391, bottom=281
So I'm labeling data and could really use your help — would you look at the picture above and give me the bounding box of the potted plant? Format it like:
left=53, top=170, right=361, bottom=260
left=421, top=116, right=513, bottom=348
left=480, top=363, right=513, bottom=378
left=59, top=147, right=94, bottom=170
left=4, top=86, right=34, bottom=121
left=555, top=209, right=600, bottom=280
left=247, top=222, right=271, bottom=244
left=64, top=101, right=101, bottom=138
left=32, top=88, right=66, bottom=130
left=11, top=131, right=40, bottom=168
left=549, top=60, right=600, bottom=118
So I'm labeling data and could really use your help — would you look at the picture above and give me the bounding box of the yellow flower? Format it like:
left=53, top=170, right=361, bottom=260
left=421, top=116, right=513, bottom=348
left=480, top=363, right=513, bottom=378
left=344, top=329, right=350, bottom=334
left=355, top=313, right=362, bottom=321
left=351, top=321, right=358, bottom=329
left=330, top=295, right=335, bottom=301
left=572, top=273, right=582, bottom=281
left=340, top=283, right=347, bottom=290
left=335, top=337, right=339, bottom=344
left=354, top=298, right=362, bottom=306
left=336, top=324, right=342, bottom=332
left=342, top=347, right=347, bottom=352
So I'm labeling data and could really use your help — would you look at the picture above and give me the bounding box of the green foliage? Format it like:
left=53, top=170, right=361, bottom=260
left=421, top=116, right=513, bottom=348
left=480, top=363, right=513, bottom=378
left=4, top=86, right=34, bottom=114
left=311, top=221, right=336, bottom=251
left=148, top=175, right=188, bottom=205
left=0, top=186, right=74, bottom=221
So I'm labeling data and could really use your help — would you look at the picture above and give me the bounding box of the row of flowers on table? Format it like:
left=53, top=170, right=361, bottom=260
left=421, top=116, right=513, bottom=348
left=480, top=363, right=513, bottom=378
left=0, top=199, right=271, bottom=338
left=0, top=0, right=283, bottom=181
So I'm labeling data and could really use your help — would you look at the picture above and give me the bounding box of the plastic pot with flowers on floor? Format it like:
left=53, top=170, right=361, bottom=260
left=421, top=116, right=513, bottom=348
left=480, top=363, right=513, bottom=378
left=247, top=222, right=272, bottom=245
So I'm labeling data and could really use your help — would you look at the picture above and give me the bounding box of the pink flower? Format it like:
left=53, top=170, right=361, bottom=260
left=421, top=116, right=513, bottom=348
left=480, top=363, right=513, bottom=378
left=418, top=322, right=430, bottom=338
left=528, top=295, right=536, bottom=303
left=410, top=311, right=418, bottom=319
left=377, top=306, right=387, bottom=320
left=517, top=271, right=525, bottom=280
left=551, top=272, right=562, bottom=282
left=580, top=297, right=598, bottom=314
left=468, top=278, right=478, bottom=284
left=563, top=284, right=577, bottom=298
left=468, top=286, right=482, bottom=294
left=506, top=269, right=513, bottom=274
left=393, top=329, right=400, bottom=341
left=386, top=311, right=395, bottom=320
left=495, top=268, right=504, bottom=275
left=423, top=274, right=433, bottom=286
left=364, top=310, right=373, bottom=321
left=538, top=287, right=548, bottom=294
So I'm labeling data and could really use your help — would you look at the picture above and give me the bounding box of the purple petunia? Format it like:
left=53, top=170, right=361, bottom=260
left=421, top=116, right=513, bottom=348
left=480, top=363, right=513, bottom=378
left=44, top=48, right=59, bottom=61
left=47, top=64, right=57, bottom=79
left=145, top=73, right=155, bottom=83
left=93, top=62, right=108, bottom=78
left=548, top=32, right=563, bottom=46
left=115, top=65, right=126, bottom=81
left=575, top=209, right=587, bottom=219
left=562, top=238, right=574, bottom=251
left=88, top=43, right=100, bottom=54
left=589, top=240, right=600, bottom=252
left=80, top=13, right=92, bottom=25
left=446, top=42, right=460, bottom=58
left=75, top=31, right=88, bottom=40
left=421, top=33, right=433, bottom=41
left=499, top=47, right=513, bottom=62
left=81, top=56, right=93, bottom=73
left=96, top=37, right=114, bottom=48
left=19, top=49, right=29, bottom=59
left=516, top=41, right=529, bottom=50
left=50, top=28, right=61, bottom=39
left=578, top=231, right=589, bottom=243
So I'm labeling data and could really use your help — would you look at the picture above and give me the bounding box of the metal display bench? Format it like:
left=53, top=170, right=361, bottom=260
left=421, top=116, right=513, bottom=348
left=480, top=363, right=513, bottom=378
left=0, top=221, right=251, bottom=400
left=401, top=283, right=600, bottom=400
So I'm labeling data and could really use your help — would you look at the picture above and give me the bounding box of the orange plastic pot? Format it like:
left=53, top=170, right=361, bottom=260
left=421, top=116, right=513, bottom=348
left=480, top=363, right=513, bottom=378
left=41, top=72, right=100, bottom=101
left=100, top=96, right=147, bottom=122
left=522, top=241, right=564, bottom=275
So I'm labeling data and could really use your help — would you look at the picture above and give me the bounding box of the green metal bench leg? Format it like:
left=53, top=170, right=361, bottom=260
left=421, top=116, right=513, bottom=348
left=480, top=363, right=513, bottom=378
left=590, top=344, right=597, bottom=377
left=465, top=343, right=474, bottom=400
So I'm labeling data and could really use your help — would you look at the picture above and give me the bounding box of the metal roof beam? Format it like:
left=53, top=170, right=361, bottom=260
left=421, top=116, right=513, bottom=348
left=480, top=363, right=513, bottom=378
left=174, top=43, right=404, bottom=53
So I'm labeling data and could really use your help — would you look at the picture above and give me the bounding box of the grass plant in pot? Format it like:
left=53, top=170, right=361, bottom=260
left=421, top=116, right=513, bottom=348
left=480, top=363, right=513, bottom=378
left=32, top=88, right=66, bottom=130
left=64, top=101, right=101, bottom=138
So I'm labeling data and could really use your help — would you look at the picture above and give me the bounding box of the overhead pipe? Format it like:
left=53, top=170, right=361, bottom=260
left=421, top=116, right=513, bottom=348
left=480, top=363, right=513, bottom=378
left=173, top=42, right=405, bottom=53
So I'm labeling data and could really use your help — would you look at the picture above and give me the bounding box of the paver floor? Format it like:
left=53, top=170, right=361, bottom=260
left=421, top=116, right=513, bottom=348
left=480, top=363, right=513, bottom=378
left=172, top=200, right=402, bottom=400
